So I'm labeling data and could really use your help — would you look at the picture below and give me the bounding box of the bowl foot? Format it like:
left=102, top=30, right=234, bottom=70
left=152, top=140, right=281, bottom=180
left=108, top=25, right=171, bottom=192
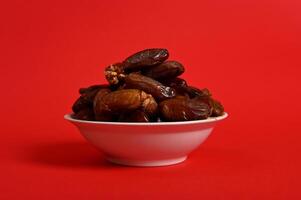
left=106, top=156, right=187, bottom=167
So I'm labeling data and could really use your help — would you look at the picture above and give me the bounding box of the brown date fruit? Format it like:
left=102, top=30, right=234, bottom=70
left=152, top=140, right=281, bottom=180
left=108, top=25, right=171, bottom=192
left=73, top=108, right=95, bottom=121
left=102, top=89, right=153, bottom=112
left=141, top=93, right=158, bottom=117
left=172, top=85, right=211, bottom=98
left=159, top=97, right=211, bottom=121
left=104, top=63, right=126, bottom=85
left=80, top=84, right=110, bottom=103
left=93, top=88, right=113, bottom=121
left=123, top=48, right=169, bottom=71
left=142, top=61, right=184, bottom=80
left=118, top=110, right=150, bottom=122
left=184, top=87, right=211, bottom=98
left=210, top=98, right=224, bottom=117
left=72, top=96, right=90, bottom=113
left=192, top=96, right=225, bottom=117
left=94, top=89, right=158, bottom=121
left=124, top=73, right=175, bottom=101
left=161, top=77, right=187, bottom=88
left=174, top=95, right=189, bottom=100
left=194, top=96, right=213, bottom=116
left=72, top=85, right=110, bottom=114
left=72, top=48, right=225, bottom=122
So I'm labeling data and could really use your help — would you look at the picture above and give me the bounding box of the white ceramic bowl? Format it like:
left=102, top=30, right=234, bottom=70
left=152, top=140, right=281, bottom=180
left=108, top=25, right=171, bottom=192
left=64, top=113, right=228, bottom=167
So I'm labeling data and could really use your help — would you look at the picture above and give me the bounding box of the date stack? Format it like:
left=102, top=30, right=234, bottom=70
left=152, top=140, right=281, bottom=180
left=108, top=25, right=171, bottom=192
left=72, top=48, right=224, bottom=122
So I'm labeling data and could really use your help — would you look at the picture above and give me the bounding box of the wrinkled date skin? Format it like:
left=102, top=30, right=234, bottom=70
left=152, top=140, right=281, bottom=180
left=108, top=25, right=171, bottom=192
left=159, top=98, right=211, bottom=121
left=94, top=89, right=158, bottom=121
left=143, top=61, right=185, bottom=80
left=93, top=88, right=114, bottom=121
left=211, top=99, right=224, bottom=117
left=184, top=87, right=211, bottom=98
left=172, top=85, right=211, bottom=98
left=118, top=110, right=150, bottom=122
left=123, top=48, right=169, bottom=71
left=72, top=48, right=225, bottom=122
left=104, top=49, right=169, bottom=85
left=124, top=73, right=175, bottom=101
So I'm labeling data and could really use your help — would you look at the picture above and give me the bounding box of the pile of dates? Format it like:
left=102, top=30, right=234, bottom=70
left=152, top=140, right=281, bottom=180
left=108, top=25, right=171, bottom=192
left=72, top=48, right=224, bottom=122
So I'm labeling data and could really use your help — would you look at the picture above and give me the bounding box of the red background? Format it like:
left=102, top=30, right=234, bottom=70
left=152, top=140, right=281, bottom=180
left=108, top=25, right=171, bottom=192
left=1, top=0, right=301, bottom=199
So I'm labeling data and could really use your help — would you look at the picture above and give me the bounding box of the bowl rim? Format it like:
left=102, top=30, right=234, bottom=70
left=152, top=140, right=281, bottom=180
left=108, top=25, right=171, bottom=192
left=64, top=112, right=228, bottom=126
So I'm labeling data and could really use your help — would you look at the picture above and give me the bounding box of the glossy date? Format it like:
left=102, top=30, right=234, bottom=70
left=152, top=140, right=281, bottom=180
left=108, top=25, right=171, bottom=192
left=93, top=89, right=158, bottom=121
left=93, top=88, right=112, bottom=121
left=142, top=61, right=184, bottom=80
left=210, top=98, right=224, bottom=117
left=72, top=48, right=225, bottom=121
left=123, top=48, right=169, bottom=71
left=161, top=77, right=187, bottom=88
left=124, top=73, right=175, bottom=101
left=159, top=97, right=211, bottom=121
